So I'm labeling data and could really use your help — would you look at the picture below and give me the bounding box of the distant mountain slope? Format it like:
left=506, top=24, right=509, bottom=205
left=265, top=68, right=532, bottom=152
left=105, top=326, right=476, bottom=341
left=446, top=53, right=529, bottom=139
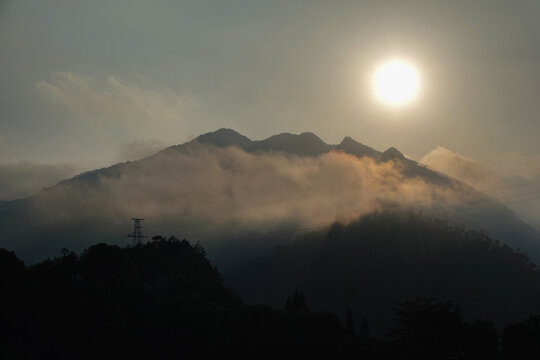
left=1, top=128, right=540, bottom=266
left=190, top=129, right=453, bottom=187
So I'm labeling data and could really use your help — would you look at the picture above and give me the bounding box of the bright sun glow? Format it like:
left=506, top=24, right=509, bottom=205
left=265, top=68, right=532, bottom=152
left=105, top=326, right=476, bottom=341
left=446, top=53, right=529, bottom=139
left=372, top=59, right=420, bottom=106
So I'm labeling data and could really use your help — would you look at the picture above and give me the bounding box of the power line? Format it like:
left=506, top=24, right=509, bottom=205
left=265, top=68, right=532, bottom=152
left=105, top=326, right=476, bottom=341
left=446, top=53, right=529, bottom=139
left=404, top=180, right=540, bottom=209
left=432, top=195, right=540, bottom=217
left=478, top=149, right=540, bottom=164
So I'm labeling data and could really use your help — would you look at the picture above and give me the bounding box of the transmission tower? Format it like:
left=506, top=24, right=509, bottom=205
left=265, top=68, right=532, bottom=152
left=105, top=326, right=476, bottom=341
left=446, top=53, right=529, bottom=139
left=126, top=218, right=147, bottom=245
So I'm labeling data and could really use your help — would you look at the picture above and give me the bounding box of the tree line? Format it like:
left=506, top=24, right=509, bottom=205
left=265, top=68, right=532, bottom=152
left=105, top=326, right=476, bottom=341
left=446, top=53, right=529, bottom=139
left=1, top=226, right=540, bottom=358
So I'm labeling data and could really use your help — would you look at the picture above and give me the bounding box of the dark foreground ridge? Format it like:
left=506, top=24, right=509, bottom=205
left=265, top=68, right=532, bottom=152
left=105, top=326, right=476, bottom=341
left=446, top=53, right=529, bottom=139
left=230, top=211, right=540, bottom=335
left=2, top=219, right=540, bottom=359
left=1, top=237, right=345, bottom=359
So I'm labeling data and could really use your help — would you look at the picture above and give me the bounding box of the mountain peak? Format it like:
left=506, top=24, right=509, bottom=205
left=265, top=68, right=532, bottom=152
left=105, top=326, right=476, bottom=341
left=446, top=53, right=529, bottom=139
left=335, top=136, right=380, bottom=158
left=380, top=147, right=406, bottom=161
left=299, top=132, right=324, bottom=141
left=254, top=132, right=330, bottom=156
left=340, top=136, right=356, bottom=145
left=194, top=128, right=252, bottom=149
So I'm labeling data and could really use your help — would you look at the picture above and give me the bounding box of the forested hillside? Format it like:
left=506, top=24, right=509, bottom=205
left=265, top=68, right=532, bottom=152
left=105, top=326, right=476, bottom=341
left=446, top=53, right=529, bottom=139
left=2, top=227, right=540, bottom=359
left=228, top=211, right=540, bottom=336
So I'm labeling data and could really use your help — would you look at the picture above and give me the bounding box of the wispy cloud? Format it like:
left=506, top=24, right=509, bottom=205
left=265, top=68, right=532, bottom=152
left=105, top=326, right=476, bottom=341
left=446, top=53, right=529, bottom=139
left=0, top=161, right=82, bottom=201
left=35, top=72, right=198, bottom=139
left=421, top=146, right=540, bottom=231
left=31, top=144, right=461, bottom=237
left=420, top=147, right=503, bottom=189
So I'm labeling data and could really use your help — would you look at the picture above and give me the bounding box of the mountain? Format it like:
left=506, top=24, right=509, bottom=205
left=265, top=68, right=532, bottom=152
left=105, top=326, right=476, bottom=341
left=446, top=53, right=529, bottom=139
left=193, top=127, right=253, bottom=149
left=1, top=128, right=540, bottom=267
left=227, top=211, right=540, bottom=336
left=168, top=128, right=375, bottom=158
left=336, top=136, right=381, bottom=159
left=1, top=234, right=512, bottom=359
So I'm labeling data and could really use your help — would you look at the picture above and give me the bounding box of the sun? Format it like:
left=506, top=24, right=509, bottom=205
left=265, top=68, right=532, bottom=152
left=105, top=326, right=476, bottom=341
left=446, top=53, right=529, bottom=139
left=372, top=59, right=420, bottom=107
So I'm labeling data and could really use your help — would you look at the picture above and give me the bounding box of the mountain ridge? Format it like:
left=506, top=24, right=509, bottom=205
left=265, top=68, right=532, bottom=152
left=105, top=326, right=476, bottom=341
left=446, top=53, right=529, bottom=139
left=1, top=128, right=540, bottom=267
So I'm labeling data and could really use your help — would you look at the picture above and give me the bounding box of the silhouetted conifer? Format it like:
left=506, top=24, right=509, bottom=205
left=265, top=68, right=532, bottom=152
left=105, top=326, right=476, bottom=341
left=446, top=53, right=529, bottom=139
left=285, top=289, right=308, bottom=312
left=346, top=308, right=356, bottom=337
left=285, top=297, right=292, bottom=311
left=359, top=315, right=369, bottom=338
left=389, top=298, right=462, bottom=359
left=502, top=315, right=540, bottom=359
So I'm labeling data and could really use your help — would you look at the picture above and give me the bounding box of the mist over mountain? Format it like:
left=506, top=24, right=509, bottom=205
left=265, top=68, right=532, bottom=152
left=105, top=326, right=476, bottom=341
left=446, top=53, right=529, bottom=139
left=1, top=129, right=540, bottom=268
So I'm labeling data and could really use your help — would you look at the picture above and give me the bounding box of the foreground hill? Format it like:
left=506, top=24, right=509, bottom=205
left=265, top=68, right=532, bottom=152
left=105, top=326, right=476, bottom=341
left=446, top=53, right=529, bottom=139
left=3, top=234, right=540, bottom=359
left=228, top=211, right=540, bottom=337
left=0, top=238, right=350, bottom=359
left=1, top=128, right=540, bottom=267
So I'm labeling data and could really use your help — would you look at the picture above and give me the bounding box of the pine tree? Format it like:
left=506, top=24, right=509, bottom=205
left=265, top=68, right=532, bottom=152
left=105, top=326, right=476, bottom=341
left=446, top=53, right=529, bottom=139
left=346, top=308, right=356, bottom=337
left=359, top=316, right=369, bottom=338
left=285, top=297, right=292, bottom=311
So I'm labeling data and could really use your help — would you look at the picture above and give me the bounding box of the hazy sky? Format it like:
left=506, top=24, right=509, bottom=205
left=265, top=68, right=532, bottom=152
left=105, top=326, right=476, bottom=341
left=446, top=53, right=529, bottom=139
left=1, top=1, right=540, bottom=171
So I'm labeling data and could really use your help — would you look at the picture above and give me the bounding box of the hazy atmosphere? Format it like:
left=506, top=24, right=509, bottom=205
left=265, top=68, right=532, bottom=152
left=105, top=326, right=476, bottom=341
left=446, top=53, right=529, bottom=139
left=2, top=0, right=540, bottom=230
left=3, top=1, right=540, bottom=358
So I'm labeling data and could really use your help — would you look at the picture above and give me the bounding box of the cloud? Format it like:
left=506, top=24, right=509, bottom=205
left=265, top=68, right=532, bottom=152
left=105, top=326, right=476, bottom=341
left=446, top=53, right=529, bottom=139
left=14, top=144, right=540, bottom=265
left=35, top=72, right=198, bottom=139
left=0, top=161, right=82, bottom=201
left=420, top=147, right=540, bottom=232
left=31, top=144, right=462, bottom=238
left=420, top=147, right=503, bottom=190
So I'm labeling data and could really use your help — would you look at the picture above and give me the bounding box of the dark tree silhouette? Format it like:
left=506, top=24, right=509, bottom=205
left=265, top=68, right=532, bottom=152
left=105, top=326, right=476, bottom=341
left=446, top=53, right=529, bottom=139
left=0, top=239, right=355, bottom=359
left=346, top=308, right=356, bottom=337
left=285, top=289, right=308, bottom=312
left=502, top=315, right=540, bottom=359
left=359, top=315, right=369, bottom=338
left=388, top=298, right=462, bottom=359
left=387, top=297, right=498, bottom=360
left=463, top=320, right=498, bottom=360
